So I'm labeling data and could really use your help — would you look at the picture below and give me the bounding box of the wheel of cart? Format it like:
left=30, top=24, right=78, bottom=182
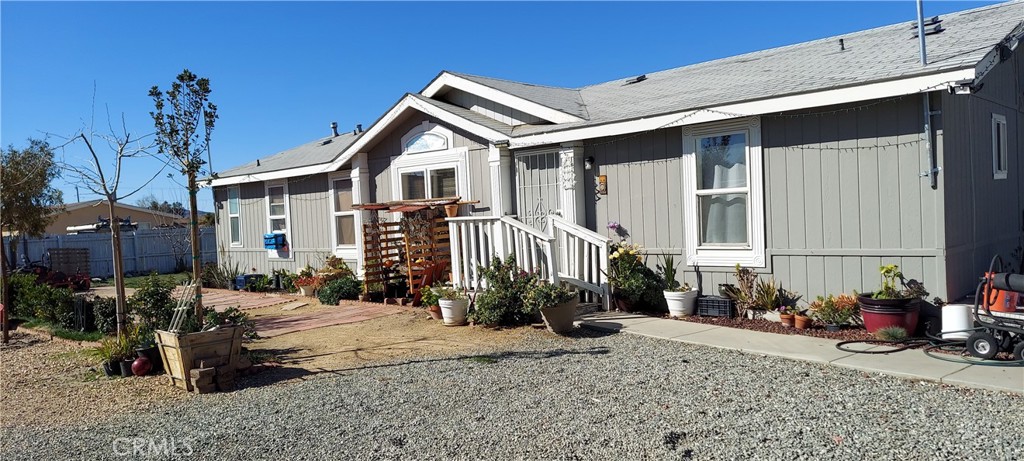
left=966, top=255, right=1024, bottom=360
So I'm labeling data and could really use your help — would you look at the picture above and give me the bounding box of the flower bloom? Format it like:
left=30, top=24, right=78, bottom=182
left=607, top=221, right=620, bottom=230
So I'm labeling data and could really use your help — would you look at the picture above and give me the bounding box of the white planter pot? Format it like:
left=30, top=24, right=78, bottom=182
left=665, top=290, right=699, bottom=317
left=298, top=285, right=314, bottom=297
left=439, top=299, right=469, bottom=326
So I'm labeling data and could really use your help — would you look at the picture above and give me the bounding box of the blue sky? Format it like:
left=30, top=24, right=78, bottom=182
left=1, top=1, right=1001, bottom=212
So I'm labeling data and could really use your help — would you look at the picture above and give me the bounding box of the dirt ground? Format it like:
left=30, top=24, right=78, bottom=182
left=0, top=301, right=556, bottom=428
left=245, top=302, right=558, bottom=375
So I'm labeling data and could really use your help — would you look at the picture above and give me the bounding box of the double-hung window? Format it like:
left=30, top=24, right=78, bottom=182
left=331, top=176, right=356, bottom=247
left=682, top=118, right=765, bottom=267
left=227, top=186, right=241, bottom=246
left=265, top=181, right=290, bottom=257
left=993, top=113, right=1008, bottom=180
left=392, top=121, right=468, bottom=201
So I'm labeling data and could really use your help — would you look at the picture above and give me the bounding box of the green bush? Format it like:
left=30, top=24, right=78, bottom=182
left=317, top=277, right=362, bottom=305
left=128, top=274, right=177, bottom=343
left=92, top=296, right=118, bottom=333
left=469, top=256, right=539, bottom=327
left=8, top=274, right=76, bottom=328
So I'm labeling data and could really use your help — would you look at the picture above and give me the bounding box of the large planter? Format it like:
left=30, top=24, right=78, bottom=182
left=439, top=299, right=469, bottom=326
left=297, top=285, right=314, bottom=297
left=858, top=294, right=920, bottom=334
left=154, top=327, right=243, bottom=391
left=665, top=290, right=699, bottom=318
left=540, top=299, right=579, bottom=334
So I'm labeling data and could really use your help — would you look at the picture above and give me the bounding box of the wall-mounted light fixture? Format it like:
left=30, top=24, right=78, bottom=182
left=584, top=156, right=595, bottom=170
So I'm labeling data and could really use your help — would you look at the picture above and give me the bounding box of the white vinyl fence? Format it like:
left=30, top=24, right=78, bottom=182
left=3, top=228, right=216, bottom=278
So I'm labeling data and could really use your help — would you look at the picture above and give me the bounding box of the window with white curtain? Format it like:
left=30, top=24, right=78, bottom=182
left=227, top=186, right=241, bottom=246
left=682, top=118, right=765, bottom=267
left=992, top=113, right=1008, bottom=180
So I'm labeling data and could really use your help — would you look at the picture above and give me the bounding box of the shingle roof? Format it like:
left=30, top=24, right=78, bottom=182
left=409, top=93, right=515, bottom=137
left=448, top=72, right=589, bottom=120
left=216, top=131, right=361, bottom=179
left=454, top=1, right=1022, bottom=137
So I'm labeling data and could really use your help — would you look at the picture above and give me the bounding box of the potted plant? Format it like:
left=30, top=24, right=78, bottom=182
left=526, top=281, right=579, bottom=334
left=93, top=336, right=120, bottom=377
left=658, top=255, right=698, bottom=318
left=810, top=294, right=857, bottom=331
left=115, top=325, right=142, bottom=377
left=721, top=265, right=757, bottom=319
left=794, top=309, right=812, bottom=330
left=858, top=265, right=927, bottom=334
left=435, top=286, right=469, bottom=326
left=420, top=285, right=443, bottom=320
left=605, top=242, right=662, bottom=313
left=754, top=277, right=782, bottom=321
left=293, top=266, right=320, bottom=297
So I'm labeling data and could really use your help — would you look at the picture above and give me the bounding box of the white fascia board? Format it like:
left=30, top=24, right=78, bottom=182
left=508, top=68, right=976, bottom=149
left=422, top=73, right=584, bottom=124
left=322, top=95, right=508, bottom=173
left=208, top=163, right=333, bottom=187
left=209, top=95, right=509, bottom=188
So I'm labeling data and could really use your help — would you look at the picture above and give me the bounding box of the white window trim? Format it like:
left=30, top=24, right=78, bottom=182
left=401, top=121, right=455, bottom=155
left=227, top=185, right=242, bottom=247
left=681, top=117, right=765, bottom=267
left=391, top=124, right=470, bottom=200
left=992, top=113, right=1008, bottom=180
left=329, top=172, right=359, bottom=259
left=265, top=180, right=292, bottom=260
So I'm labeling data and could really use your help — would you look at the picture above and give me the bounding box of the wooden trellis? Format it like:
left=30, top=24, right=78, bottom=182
left=355, top=198, right=470, bottom=300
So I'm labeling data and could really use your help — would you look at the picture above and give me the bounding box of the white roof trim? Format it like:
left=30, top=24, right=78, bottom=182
left=209, top=94, right=511, bottom=187
left=508, top=68, right=976, bottom=149
left=422, top=72, right=584, bottom=124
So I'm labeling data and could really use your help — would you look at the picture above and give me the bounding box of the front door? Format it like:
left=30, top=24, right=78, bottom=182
left=515, top=151, right=561, bottom=231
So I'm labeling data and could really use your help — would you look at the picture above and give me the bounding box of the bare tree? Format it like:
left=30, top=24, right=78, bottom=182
left=60, top=111, right=162, bottom=337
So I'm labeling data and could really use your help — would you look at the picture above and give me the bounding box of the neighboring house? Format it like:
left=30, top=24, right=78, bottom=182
left=210, top=2, right=1023, bottom=302
left=49, top=200, right=190, bottom=235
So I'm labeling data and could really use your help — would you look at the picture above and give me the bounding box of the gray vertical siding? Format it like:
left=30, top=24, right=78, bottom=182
left=365, top=113, right=493, bottom=216
left=942, top=51, right=1023, bottom=299
left=579, top=97, right=953, bottom=301
left=213, top=173, right=339, bottom=275
left=443, top=89, right=545, bottom=126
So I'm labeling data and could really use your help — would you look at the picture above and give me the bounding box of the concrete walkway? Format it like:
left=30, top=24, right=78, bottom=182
left=578, top=312, right=1024, bottom=395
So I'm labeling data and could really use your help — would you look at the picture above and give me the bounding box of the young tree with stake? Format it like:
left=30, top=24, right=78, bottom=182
left=149, top=70, right=218, bottom=326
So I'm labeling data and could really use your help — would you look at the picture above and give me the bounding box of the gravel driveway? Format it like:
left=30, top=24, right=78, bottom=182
left=2, top=329, right=1021, bottom=460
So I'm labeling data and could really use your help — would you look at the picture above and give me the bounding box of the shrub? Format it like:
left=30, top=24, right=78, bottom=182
left=128, top=274, right=177, bottom=343
left=470, top=256, right=538, bottom=327
left=7, top=273, right=40, bottom=319
left=606, top=243, right=665, bottom=312
left=810, top=294, right=859, bottom=326
left=317, top=277, right=362, bottom=305
left=9, top=274, right=76, bottom=329
left=420, top=285, right=441, bottom=307
left=92, top=296, right=118, bottom=333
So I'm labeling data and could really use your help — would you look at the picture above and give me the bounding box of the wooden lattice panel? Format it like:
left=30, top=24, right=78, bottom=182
left=361, top=219, right=405, bottom=293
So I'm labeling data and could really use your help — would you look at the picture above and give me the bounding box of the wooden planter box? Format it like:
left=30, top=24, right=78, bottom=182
left=154, top=327, right=242, bottom=391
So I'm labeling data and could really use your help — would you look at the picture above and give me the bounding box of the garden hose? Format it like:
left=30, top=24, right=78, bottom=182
left=835, top=328, right=1024, bottom=366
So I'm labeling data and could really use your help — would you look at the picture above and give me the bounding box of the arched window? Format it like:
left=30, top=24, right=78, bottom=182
left=400, top=121, right=453, bottom=154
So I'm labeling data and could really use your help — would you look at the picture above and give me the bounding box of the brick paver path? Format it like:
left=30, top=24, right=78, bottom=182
left=253, top=301, right=401, bottom=338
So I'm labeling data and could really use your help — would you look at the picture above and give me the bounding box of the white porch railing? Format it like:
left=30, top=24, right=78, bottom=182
left=448, top=215, right=611, bottom=310
left=548, top=216, right=611, bottom=310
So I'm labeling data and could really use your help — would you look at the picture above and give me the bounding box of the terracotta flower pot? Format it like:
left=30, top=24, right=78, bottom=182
left=780, top=313, right=795, bottom=327
left=444, top=204, right=459, bottom=218
left=794, top=315, right=811, bottom=330
left=427, top=305, right=443, bottom=320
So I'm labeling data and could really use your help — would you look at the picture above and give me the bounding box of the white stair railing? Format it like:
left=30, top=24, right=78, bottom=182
left=548, top=216, right=612, bottom=311
left=448, top=215, right=609, bottom=310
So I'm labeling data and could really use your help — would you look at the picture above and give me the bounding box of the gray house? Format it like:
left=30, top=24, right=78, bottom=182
left=209, top=2, right=1022, bottom=303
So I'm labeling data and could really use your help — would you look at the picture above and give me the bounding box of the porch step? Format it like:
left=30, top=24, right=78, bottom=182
left=575, top=302, right=603, bottom=318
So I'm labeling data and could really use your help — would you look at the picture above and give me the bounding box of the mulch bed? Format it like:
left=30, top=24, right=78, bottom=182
left=669, top=315, right=877, bottom=342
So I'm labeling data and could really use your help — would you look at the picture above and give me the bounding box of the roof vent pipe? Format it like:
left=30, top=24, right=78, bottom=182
left=331, top=121, right=339, bottom=137
left=916, top=0, right=928, bottom=65
left=357, top=124, right=363, bottom=133
left=839, top=39, right=845, bottom=51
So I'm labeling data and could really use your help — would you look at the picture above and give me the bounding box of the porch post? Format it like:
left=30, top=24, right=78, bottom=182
left=488, top=141, right=513, bottom=217
left=558, top=142, right=585, bottom=225
left=351, top=152, right=370, bottom=277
